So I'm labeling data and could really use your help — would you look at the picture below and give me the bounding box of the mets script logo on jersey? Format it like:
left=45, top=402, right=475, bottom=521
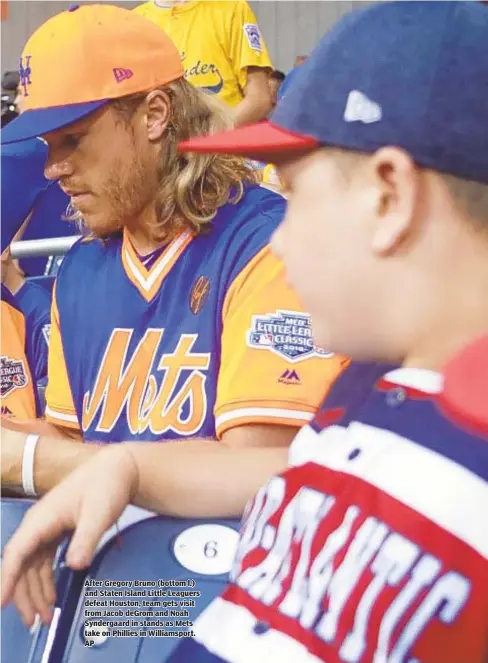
left=247, top=310, right=333, bottom=362
left=232, top=475, right=472, bottom=661
left=82, top=329, right=211, bottom=436
left=0, top=356, right=28, bottom=397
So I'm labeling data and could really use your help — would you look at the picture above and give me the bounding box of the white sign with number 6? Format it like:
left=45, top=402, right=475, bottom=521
left=173, top=524, right=240, bottom=575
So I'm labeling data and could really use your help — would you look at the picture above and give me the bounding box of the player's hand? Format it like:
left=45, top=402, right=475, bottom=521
left=1, top=444, right=139, bottom=626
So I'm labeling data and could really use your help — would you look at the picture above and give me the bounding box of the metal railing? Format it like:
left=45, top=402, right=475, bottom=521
left=10, top=236, right=81, bottom=259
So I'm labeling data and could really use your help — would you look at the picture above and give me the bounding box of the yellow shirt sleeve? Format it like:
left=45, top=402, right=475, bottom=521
left=44, top=284, right=80, bottom=430
left=227, top=1, right=273, bottom=91
left=214, top=246, right=349, bottom=438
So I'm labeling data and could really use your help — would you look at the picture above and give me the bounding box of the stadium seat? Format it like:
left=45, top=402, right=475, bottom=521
left=1, top=498, right=37, bottom=663
left=0, top=498, right=72, bottom=663
left=1, top=498, right=87, bottom=663
left=57, top=515, right=241, bottom=663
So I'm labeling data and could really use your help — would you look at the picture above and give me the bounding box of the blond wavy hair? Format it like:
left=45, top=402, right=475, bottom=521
left=69, top=79, right=259, bottom=242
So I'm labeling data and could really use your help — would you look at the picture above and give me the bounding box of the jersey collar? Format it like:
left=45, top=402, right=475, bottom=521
left=380, top=367, right=443, bottom=397
left=121, top=228, right=194, bottom=302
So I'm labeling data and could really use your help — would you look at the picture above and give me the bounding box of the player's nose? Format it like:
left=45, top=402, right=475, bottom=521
left=44, top=157, right=73, bottom=182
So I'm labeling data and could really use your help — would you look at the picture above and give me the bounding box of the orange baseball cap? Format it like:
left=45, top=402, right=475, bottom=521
left=2, top=3, right=183, bottom=144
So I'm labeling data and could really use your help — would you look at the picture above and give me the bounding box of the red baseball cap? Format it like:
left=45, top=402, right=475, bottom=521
left=179, top=120, right=319, bottom=163
left=438, top=335, right=488, bottom=438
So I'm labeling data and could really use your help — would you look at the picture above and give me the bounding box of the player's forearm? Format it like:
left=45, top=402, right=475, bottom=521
left=124, top=440, right=288, bottom=518
left=35, top=437, right=101, bottom=495
left=233, top=94, right=272, bottom=126
left=2, top=429, right=100, bottom=496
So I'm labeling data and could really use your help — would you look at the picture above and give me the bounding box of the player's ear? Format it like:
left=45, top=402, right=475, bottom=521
left=369, top=147, right=420, bottom=256
left=144, top=90, right=171, bottom=142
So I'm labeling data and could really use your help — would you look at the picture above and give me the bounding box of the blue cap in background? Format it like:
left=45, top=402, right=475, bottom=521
left=1, top=137, right=75, bottom=273
left=1, top=138, right=50, bottom=252
left=180, top=1, right=488, bottom=185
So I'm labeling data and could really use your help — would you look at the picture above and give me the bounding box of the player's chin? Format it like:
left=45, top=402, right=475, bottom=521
left=81, top=212, right=123, bottom=237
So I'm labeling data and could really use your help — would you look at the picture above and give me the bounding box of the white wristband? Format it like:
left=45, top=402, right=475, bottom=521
left=22, top=434, right=40, bottom=497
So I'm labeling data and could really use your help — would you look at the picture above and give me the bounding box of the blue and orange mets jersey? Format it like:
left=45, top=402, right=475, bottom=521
left=172, top=364, right=488, bottom=663
left=45, top=186, right=349, bottom=442
left=1, top=285, right=39, bottom=419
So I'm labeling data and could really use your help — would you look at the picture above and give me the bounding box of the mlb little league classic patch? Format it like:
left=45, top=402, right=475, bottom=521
left=0, top=356, right=29, bottom=397
left=247, top=310, right=333, bottom=362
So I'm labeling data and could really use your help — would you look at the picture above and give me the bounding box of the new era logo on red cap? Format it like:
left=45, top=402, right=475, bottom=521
left=113, top=68, right=134, bottom=83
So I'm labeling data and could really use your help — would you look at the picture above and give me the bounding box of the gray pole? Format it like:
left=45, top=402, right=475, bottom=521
left=10, top=236, right=81, bottom=259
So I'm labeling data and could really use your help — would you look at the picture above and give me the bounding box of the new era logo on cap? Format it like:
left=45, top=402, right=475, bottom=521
left=113, top=68, right=134, bottom=83
left=343, top=90, right=382, bottom=125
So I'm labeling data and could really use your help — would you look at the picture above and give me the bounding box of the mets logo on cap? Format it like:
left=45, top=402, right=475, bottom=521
left=247, top=310, right=333, bottom=362
left=1, top=356, right=29, bottom=398
left=19, top=55, right=32, bottom=97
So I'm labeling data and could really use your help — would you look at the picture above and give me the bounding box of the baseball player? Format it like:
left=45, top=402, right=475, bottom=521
left=2, top=3, right=487, bottom=661
left=0, top=5, right=347, bottom=496
left=133, top=0, right=273, bottom=124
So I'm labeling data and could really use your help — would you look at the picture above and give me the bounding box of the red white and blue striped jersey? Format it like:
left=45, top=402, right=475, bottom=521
left=171, top=364, right=488, bottom=663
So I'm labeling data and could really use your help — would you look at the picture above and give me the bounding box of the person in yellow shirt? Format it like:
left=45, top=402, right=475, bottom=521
left=134, top=0, right=273, bottom=125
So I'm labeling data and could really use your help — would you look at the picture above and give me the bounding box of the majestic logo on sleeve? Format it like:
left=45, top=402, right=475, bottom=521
left=278, top=369, right=301, bottom=385
left=1, top=356, right=29, bottom=397
left=247, top=310, right=333, bottom=362
left=82, top=329, right=211, bottom=436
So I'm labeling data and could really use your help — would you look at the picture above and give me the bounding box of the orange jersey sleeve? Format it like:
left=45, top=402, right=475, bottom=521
left=1, top=299, right=37, bottom=419
left=44, top=284, right=79, bottom=430
left=214, top=246, right=349, bottom=437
